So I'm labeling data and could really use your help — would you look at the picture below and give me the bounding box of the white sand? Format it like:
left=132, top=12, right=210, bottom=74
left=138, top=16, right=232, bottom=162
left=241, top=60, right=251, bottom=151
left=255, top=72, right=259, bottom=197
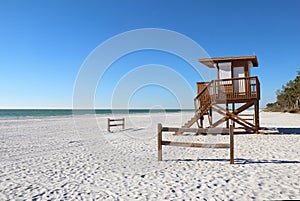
left=0, top=111, right=300, bottom=200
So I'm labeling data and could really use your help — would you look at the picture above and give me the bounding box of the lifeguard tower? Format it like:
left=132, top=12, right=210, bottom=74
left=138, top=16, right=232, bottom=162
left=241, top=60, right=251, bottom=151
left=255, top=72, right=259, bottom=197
left=181, top=55, right=260, bottom=133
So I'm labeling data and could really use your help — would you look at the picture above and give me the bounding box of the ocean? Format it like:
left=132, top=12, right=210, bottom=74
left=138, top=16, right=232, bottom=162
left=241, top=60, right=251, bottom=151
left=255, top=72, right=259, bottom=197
left=0, top=109, right=194, bottom=118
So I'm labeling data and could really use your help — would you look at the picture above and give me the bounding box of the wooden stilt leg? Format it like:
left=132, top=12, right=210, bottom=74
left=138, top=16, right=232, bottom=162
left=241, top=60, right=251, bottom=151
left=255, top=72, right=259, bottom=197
left=254, top=100, right=260, bottom=134
left=226, top=103, right=229, bottom=128
left=232, top=103, right=235, bottom=128
left=200, top=116, right=204, bottom=128
left=208, top=108, right=213, bottom=126
left=230, top=125, right=234, bottom=164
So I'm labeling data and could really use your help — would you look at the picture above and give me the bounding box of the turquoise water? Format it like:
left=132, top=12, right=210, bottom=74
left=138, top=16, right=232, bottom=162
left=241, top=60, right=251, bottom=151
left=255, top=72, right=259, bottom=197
left=0, top=109, right=193, bottom=118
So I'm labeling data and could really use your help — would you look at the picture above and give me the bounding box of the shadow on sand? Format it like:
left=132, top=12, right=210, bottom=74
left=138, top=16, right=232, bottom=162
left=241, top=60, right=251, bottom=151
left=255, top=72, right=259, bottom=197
left=259, top=127, right=300, bottom=135
left=166, top=158, right=300, bottom=164
left=276, top=127, right=300, bottom=134
left=122, top=128, right=145, bottom=132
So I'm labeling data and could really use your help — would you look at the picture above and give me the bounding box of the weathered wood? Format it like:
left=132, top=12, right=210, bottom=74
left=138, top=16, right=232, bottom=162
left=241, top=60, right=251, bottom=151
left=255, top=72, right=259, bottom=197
left=107, top=118, right=125, bottom=132
left=208, top=108, right=213, bottom=126
left=233, top=100, right=255, bottom=115
left=230, top=125, right=234, bottom=164
left=212, top=104, right=255, bottom=130
left=232, top=103, right=235, bottom=128
left=162, top=141, right=230, bottom=149
left=158, top=124, right=234, bottom=164
left=107, top=118, right=110, bottom=132
left=175, top=114, right=200, bottom=135
left=196, top=77, right=259, bottom=103
left=254, top=100, right=260, bottom=134
left=190, top=56, right=260, bottom=135
left=199, top=56, right=258, bottom=68
left=162, top=127, right=229, bottom=134
left=226, top=103, right=229, bottom=128
left=158, top=123, right=162, bottom=161
left=109, top=124, right=124, bottom=127
left=210, top=117, right=227, bottom=128
left=109, top=118, right=124, bottom=121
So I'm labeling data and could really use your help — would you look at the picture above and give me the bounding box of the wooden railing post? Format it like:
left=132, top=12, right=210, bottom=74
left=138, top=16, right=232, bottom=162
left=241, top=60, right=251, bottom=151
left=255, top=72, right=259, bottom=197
left=246, top=77, right=250, bottom=97
left=213, top=80, right=216, bottom=101
left=107, top=118, right=125, bottom=132
left=158, top=123, right=162, bottom=161
left=230, top=125, right=234, bottom=164
left=107, top=118, right=111, bottom=132
left=158, top=124, right=234, bottom=164
left=232, top=79, right=235, bottom=98
left=256, top=76, right=260, bottom=100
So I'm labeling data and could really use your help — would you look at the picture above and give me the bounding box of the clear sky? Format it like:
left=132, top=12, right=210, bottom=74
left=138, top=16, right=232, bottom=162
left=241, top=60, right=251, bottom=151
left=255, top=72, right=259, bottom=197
left=0, top=0, right=299, bottom=109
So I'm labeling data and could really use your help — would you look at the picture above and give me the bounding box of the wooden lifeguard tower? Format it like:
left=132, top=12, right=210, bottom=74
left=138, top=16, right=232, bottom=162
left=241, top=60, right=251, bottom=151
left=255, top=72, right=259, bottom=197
left=181, top=55, right=260, bottom=133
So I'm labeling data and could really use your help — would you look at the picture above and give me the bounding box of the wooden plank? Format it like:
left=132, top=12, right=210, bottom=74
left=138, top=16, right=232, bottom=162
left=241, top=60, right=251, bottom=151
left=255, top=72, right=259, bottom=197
left=230, top=125, right=234, bottom=164
left=108, top=118, right=125, bottom=132
left=211, top=117, right=227, bottom=128
left=239, top=114, right=254, bottom=116
left=158, top=123, right=162, bottom=161
left=230, top=113, right=255, bottom=128
left=233, top=100, right=255, bottom=115
left=194, top=81, right=212, bottom=100
left=211, top=107, right=254, bottom=132
left=158, top=124, right=234, bottom=164
left=162, top=127, right=229, bottom=134
left=213, top=104, right=255, bottom=128
left=162, top=141, right=230, bottom=149
left=109, top=124, right=124, bottom=127
left=199, top=56, right=258, bottom=68
left=196, top=76, right=260, bottom=103
left=109, top=119, right=124, bottom=121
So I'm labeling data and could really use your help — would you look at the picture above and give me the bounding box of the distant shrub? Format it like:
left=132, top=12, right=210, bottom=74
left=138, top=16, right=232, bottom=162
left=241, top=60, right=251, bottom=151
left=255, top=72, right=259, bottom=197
left=266, top=71, right=300, bottom=113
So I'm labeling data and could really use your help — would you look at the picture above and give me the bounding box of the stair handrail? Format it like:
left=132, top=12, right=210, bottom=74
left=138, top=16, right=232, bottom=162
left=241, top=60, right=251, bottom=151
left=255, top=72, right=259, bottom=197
left=193, top=80, right=214, bottom=128
left=194, top=80, right=214, bottom=113
left=194, top=80, right=213, bottom=101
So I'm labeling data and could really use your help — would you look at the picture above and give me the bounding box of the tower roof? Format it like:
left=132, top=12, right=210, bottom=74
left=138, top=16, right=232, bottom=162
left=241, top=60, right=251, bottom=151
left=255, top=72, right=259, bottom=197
left=199, top=55, right=258, bottom=68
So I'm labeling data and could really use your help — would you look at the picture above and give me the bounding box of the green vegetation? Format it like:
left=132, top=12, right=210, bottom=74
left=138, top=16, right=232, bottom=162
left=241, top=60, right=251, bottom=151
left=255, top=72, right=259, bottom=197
left=265, top=71, right=300, bottom=113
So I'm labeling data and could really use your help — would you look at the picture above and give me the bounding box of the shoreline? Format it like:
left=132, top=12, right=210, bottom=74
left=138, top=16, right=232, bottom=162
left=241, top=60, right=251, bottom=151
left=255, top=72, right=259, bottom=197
left=0, top=109, right=194, bottom=120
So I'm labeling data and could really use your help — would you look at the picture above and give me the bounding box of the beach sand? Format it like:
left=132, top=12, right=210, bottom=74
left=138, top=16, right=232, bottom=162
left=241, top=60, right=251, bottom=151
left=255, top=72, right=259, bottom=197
left=0, top=111, right=299, bottom=200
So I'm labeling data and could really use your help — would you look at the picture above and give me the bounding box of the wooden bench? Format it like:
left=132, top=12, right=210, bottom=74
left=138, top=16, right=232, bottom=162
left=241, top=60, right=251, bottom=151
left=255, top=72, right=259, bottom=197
left=157, top=124, right=234, bottom=164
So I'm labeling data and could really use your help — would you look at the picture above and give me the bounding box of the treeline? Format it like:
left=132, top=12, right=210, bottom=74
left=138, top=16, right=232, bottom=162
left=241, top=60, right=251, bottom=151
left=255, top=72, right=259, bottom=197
left=266, top=71, right=300, bottom=113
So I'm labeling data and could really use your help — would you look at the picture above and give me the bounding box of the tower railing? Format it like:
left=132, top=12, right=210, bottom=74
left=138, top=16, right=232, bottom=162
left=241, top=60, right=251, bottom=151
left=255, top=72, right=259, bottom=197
left=195, top=76, right=260, bottom=114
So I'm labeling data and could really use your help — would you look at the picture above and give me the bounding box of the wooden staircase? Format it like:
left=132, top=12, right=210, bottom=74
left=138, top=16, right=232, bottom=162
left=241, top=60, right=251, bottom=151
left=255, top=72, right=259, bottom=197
left=174, top=114, right=199, bottom=135
left=178, top=77, right=260, bottom=134
left=182, top=114, right=199, bottom=128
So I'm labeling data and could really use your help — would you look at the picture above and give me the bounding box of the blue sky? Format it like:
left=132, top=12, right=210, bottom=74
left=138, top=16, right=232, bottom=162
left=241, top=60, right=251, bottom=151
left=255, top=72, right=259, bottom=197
left=0, top=0, right=299, bottom=109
